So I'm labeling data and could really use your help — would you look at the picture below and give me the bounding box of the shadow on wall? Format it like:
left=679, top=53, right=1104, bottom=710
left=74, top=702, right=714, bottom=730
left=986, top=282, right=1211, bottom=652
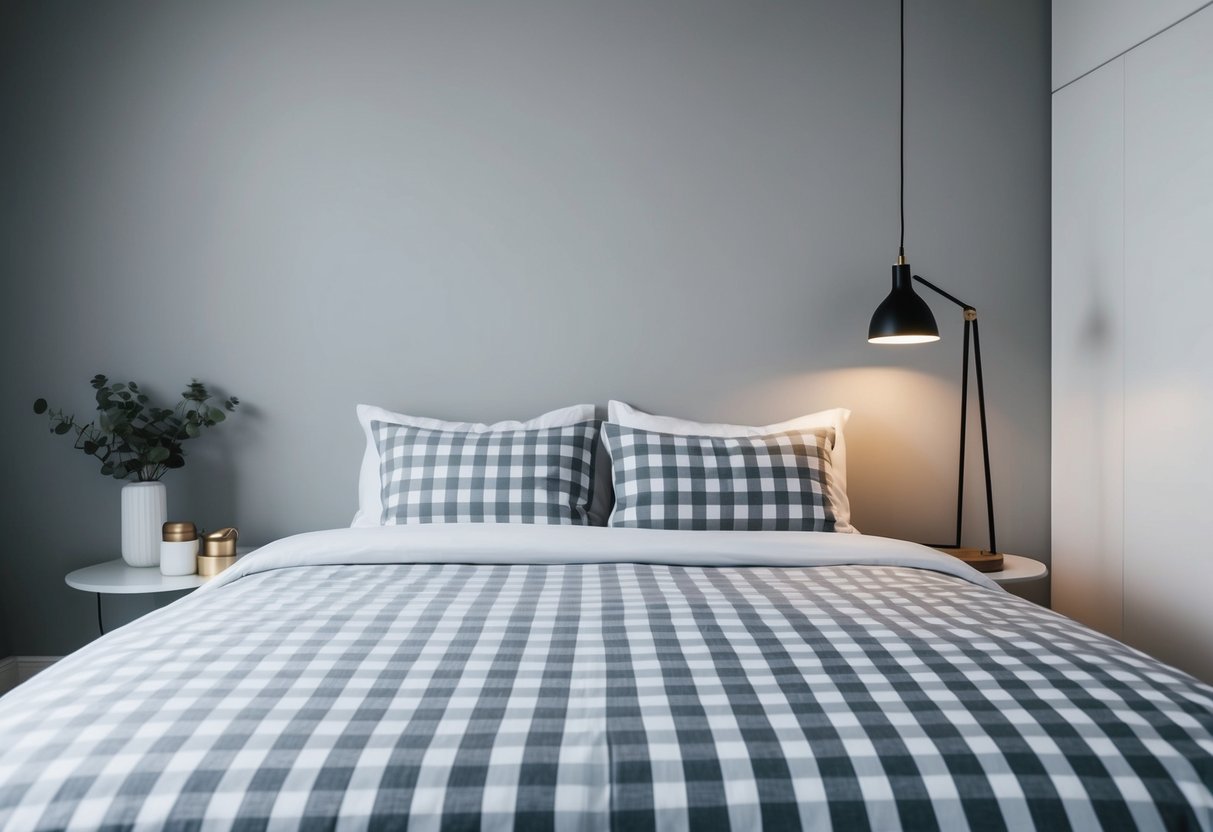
left=169, top=398, right=265, bottom=538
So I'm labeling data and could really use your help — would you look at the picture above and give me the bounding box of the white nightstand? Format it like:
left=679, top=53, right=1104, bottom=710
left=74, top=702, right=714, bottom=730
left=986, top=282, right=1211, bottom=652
left=985, top=553, right=1048, bottom=586
left=66, top=549, right=252, bottom=634
left=66, top=561, right=211, bottom=595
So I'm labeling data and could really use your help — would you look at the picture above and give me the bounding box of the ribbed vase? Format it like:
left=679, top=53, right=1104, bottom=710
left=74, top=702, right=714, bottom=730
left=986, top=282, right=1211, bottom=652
left=121, top=481, right=167, bottom=567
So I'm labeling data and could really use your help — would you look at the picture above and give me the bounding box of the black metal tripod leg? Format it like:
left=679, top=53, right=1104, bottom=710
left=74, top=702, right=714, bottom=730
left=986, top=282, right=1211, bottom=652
left=971, top=319, right=997, bottom=554
left=955, top=319, right=971, bottom=548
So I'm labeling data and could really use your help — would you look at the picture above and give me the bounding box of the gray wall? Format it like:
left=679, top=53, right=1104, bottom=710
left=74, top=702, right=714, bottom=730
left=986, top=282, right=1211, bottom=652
left=0, top=0, right=1050, bottom=655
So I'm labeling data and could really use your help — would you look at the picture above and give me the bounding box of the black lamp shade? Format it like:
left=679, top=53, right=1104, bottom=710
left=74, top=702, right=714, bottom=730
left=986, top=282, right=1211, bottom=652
left=868, top=264, right=940, bottom=344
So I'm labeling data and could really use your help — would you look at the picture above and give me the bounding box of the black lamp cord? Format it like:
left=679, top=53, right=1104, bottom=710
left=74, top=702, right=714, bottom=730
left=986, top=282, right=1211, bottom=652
left=898, top=0, right=905, bottom=260
left=895, top=0, right=996, bottom=554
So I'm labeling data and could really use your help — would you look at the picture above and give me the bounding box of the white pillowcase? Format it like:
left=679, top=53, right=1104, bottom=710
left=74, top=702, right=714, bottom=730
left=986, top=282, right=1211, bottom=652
left=352, top=403, right=597, bottom=527
left=606, top=401, right=855, bottom=533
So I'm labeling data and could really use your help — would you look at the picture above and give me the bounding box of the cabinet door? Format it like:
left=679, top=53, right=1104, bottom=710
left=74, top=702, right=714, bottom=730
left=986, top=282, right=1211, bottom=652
left=1051, top=60, right=1125, bottom=638
left=1123, top=5, right=1213, bottom=683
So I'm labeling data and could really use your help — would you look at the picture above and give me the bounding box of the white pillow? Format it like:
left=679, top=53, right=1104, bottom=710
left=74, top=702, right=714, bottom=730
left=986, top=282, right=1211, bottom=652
left=353, top=403, right=597, bottom=527
left=607, top=401, right=855, bottom=533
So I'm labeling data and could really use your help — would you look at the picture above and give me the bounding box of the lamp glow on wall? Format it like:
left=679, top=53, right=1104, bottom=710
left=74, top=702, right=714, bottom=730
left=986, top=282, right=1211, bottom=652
left=867, top=0, right=1001, bottom=570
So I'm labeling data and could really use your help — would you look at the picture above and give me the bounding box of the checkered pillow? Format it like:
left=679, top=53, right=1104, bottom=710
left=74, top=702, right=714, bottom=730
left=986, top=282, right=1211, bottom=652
left=603, top=422, right=838, bottom=531
left=372, top=420, right=597, bottom=524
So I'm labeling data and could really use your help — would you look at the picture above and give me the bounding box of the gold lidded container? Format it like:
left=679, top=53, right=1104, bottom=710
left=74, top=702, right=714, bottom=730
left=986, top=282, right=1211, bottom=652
left=197, top=527, right=239, bottom=577
left=160, top=521, right=200, bottom=577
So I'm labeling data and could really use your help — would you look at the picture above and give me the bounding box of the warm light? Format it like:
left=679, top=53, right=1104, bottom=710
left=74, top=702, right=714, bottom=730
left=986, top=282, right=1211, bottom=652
left=868, top=334, right=941, bottom=345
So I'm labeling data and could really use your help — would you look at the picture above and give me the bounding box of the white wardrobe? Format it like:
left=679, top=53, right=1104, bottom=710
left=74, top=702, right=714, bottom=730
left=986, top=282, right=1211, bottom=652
left=1052, top=0, right=1213, bottom=683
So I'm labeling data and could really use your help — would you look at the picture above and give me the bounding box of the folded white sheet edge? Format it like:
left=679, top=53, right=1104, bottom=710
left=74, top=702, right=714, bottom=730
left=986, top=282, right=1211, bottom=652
left=199, top=525, right=1002, bottom=593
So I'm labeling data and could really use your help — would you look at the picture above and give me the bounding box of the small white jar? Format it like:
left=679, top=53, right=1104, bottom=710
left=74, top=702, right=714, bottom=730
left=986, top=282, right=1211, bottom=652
left=160, top=521, right=199, bottom=576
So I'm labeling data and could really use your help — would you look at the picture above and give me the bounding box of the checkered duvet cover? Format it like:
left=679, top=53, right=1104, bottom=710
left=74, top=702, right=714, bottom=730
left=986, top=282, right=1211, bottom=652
left=1, top=527, right=1211, bottom=831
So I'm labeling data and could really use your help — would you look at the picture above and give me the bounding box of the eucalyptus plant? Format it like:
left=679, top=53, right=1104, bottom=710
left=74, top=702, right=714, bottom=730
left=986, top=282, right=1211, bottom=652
left=34, top=375, right=239, bottom=482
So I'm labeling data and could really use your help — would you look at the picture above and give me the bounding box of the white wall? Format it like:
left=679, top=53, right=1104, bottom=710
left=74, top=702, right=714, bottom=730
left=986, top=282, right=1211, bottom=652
left=1052, top=0, right=1210, bottom=89
left=1121, top=10, right=1213, bottom=684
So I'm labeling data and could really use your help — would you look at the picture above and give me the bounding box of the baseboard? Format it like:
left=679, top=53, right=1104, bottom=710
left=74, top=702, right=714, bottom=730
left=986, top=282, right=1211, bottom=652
left=0, top=656, right=61, bottom=695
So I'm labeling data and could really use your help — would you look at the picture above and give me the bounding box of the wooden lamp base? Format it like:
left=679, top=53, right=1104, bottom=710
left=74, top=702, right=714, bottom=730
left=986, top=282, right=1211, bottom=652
left=935, top=547, right=1004, bottom=573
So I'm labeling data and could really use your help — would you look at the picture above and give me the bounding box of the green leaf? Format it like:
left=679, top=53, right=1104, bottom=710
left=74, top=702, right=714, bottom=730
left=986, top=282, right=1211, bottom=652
left=43, top=375, right=236, bottom=482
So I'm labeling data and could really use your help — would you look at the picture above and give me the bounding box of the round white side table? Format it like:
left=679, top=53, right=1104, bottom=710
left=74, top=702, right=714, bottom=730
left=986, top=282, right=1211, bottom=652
left=66, top=548, right=253, bottom=634
left=986, top=553, right=1048, bottom=586
left=65, top=561, right=211, bottom=595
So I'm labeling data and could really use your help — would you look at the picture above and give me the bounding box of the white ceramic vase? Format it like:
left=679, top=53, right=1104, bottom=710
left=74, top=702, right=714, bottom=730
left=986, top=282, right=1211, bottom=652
left=121, top=481, right=167, bottom=567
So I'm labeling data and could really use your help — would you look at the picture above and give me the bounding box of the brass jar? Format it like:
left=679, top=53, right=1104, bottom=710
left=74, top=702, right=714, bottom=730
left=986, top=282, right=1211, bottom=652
left=197, top=527, right=239, bottom=577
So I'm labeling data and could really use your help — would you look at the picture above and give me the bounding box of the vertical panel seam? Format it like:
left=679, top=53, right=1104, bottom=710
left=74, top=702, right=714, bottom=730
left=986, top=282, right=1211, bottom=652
left=1120, top=57, right=1127, bottom=641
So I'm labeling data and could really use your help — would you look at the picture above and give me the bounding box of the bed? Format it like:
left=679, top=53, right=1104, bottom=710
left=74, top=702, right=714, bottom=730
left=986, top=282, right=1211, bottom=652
left=1, top=525, right=1211, bottom=831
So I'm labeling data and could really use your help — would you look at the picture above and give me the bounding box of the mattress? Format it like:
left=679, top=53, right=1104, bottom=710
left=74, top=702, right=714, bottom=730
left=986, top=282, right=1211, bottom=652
left=1, top=526, right=1210, bottom=831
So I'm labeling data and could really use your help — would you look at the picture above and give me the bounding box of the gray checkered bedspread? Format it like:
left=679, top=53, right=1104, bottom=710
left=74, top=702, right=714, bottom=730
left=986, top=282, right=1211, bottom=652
left=2, top=562, right=1211, bottom=830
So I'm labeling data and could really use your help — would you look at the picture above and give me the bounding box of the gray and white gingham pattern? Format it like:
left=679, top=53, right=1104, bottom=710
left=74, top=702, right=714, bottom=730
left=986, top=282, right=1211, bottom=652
left=2, top=561, right=1211, bottom=831
left=604, top=422, right=839, bottom=531
left=373, top=419, right=597, bottom=525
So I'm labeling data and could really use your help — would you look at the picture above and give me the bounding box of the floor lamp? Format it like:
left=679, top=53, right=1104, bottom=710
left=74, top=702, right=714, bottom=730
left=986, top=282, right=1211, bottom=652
left=865, top=0, right=1001, bottom=572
